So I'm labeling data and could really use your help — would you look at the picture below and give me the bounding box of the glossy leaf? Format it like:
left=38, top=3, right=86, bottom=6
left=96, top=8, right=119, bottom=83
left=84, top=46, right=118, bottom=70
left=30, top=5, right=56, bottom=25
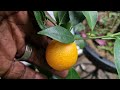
left=74, top=34, right=83, bottom=40
left=33, top=11, right=46, bottom=30
left=75, top=40, right=85, bottom=49
left=58, top=11, right=70, bottom=25
left=114, top=37, right=120, bottom=78
left=82, top=11, right=98, bottom=31
left=69, top=11, right=85, bottom=26
left=38, top=26, right=74, bottom=44
left=40, top=11, right=46, bottom=20
left=74, top=23, right=85, bottom=32
left=53, top=11, right=59, bottom=24
left=60, top=22, right=71, bottom=30
left=66, top=68, right=80, bottom=79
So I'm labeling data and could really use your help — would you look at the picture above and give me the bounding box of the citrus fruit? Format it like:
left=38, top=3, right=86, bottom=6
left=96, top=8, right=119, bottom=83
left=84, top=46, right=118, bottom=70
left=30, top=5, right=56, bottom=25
left=46, top=40, right=78, bottom=71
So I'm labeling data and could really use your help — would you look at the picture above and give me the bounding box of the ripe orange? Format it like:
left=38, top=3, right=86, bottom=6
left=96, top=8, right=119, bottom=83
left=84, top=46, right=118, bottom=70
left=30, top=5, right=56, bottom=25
left=45, top=40, right=78, bottom=71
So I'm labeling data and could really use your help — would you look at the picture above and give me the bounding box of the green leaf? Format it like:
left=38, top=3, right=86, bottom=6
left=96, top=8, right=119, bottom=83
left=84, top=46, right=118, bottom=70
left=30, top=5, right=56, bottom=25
left=82, top=11, right=98, bottom=31
left=73, top=23, right=85, bottom=32
left=33, top=11, right=46, bottom=30
left=53, top=11, right=59, bottom=24
left=69, top=11, right=85, bottom=26
left=66, top=68, right=80, bottom=79
left=114, top=37, right=120, bottom=78
left=75, top=39, right=85, bottom=49
left=60, top=22, right=71, bottom=30
left=74, top=34, right=83, bottom=40
left=58, top=11, right=70, bottom=25
left=38, top=26, right=74, bottom=44
left=40, top=11, right=46, bottom=20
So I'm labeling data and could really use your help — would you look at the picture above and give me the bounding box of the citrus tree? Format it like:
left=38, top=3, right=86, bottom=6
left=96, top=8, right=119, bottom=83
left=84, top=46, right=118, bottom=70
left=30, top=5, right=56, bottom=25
left=33, top=11, right=120, bottom=79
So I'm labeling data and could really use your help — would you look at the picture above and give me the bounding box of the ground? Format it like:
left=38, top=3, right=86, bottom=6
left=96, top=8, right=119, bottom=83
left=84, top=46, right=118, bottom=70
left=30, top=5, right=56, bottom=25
left=74, top=54, right=118, bottom=79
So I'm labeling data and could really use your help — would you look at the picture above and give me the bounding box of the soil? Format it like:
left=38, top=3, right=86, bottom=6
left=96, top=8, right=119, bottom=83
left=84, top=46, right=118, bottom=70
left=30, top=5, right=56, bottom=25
left=74, top=54, right=118, bottom=79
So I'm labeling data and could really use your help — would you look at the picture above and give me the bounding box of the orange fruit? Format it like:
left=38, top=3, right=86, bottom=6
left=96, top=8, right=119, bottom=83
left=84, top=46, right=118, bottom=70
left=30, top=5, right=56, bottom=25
left=46, top=40, right=78, bottom=71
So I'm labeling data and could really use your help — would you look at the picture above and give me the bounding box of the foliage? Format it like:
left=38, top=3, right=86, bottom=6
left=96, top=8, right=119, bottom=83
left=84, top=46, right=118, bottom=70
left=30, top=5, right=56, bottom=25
left=33, top=11, right=120, bottom=79
left=66, top=68, right=80, bottom=79
left=114, top=37, right=120, bottom=78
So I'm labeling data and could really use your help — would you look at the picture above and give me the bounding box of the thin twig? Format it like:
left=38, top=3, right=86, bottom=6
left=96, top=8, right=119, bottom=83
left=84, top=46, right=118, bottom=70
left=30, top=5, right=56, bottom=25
left=111, top=20, right=120, bottom=33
